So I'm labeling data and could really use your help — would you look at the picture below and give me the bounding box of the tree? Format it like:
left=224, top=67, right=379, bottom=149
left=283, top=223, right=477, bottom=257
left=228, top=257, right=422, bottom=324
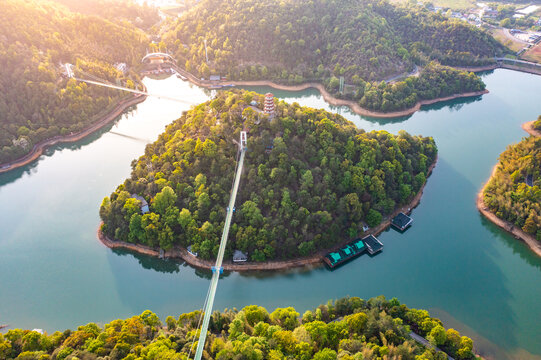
left=243, top=305, right=269, bottom=326
left=152, top=186, right=177, bottom=215
left=313, top=348, right=337, bottom=360
left=366, top=209, right=382, bottom=227
left=428, top=325, right=446, bottom=346
left=270, top=308, right=299, bottom=331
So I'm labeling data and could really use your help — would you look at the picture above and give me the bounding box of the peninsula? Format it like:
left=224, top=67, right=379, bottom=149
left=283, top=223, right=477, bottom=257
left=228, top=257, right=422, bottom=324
left=162, top=0, right=506, bottom=112
left=478, top=115, right=541, bottom=257
left=99, top=90, right=437, bottom=267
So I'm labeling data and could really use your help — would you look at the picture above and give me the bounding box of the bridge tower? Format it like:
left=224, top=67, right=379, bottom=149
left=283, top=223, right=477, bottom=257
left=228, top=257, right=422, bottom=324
left=240, top=131, right=247, bottom=151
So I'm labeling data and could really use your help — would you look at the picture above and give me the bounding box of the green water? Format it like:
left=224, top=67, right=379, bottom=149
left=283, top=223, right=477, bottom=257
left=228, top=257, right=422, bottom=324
left=1, top=70, right=541, bottom=359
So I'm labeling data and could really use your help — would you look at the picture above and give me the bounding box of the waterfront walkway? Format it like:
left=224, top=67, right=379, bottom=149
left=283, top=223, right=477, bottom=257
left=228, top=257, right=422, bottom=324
left=409, top=332, right=455, bottom=360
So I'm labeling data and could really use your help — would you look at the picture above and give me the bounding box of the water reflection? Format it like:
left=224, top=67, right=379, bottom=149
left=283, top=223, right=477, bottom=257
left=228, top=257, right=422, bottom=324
left=111, top=248, right=181, bottom=274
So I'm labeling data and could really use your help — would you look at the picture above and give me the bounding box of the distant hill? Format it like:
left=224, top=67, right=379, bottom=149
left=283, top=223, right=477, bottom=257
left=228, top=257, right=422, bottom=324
left=100, top=90, right=437, bottom=261
left=51, top=0, right=160, bottom=29
left=0, top=0, right=148, bottom=164
left=162, top=0, right=505, bottom=83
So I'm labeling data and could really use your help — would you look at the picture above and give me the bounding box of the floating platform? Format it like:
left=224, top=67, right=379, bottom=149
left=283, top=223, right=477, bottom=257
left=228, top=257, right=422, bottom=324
left=323, top=238, right=367, bottom=268
left=391, top=212, right=413, bottom=232
left=362, top=235, right=384, bottom=255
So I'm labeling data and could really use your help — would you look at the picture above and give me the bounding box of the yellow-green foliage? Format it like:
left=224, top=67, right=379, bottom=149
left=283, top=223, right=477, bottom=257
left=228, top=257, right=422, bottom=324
left=0, top=0, right=148, bottom=163
left=0, top=296, right=477, bottom=359
left=484, top=134, right=541, bottom=237
left=100, top=90, right=437, bottom=261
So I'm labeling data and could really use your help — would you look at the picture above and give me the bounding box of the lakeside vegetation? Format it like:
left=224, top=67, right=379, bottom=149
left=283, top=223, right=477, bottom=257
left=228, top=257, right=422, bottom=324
left=533, top=115, right=541, bottom=131
left=162, top=0, right=504, bottom=111
left=483, top=122, right=541, bottom=239
left=100, top=90, right=436, bottom=261
left=0, top=296, right=476, bottom=360
left=0, top=0, right=149, bottom=164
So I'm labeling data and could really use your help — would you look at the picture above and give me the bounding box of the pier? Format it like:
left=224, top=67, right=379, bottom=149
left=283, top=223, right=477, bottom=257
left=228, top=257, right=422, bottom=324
left=391, top=212, right=413, bottom=232
left=323, top=235, right=383, bottom=269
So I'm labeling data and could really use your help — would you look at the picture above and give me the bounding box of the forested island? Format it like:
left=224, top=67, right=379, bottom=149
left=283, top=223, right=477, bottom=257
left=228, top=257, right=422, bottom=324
left=0, top=0, right=150, bottom=165
left=480, top=117, right=541, bottom=256
left=100, top=90, right=437, bottom=262
left=162, top=0, right=505, bottom=112
left=0, top=296, right=476, bottom=360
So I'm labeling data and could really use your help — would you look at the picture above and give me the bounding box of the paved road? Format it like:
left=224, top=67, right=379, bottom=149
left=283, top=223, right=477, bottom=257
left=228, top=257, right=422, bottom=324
left=409, top=332, right=455, bottom=360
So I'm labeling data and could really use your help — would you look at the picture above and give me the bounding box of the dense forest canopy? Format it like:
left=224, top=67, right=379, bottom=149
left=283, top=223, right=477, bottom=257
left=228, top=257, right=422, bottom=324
left=161, top=0, right=502, bottom=112
left=483, top=131, right=541, bottom=239
left=51, top=0, right=160, bottom=29
left=163, top=0, right=504, bottom=81
left=0, top=296, right=476, bottom=360
left=100, top=90, right=437, bottom=261
left=0, top=0, right=149, bottom=164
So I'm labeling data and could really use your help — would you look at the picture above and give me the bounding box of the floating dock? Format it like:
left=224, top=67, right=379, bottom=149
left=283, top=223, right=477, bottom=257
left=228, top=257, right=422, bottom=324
left=323, top=235, right=383, bottom=268
left=363, top=235, right=384, bottom=255
left=391, top=212, right=413, bottom=232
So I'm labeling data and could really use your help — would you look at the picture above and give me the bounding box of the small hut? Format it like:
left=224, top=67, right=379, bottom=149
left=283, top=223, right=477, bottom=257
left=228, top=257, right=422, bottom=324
left=233, top=250, right=248, bottom=262
left=391, top=212, right=413, bottom=231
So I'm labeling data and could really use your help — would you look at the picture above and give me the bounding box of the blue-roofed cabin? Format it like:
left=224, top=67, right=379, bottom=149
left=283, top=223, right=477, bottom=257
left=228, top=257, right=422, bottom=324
left=131, top=194, right=149, bottom=214
left=352, top=238, right=366, bottom=253
left=324, top=252, right=343, bottom=267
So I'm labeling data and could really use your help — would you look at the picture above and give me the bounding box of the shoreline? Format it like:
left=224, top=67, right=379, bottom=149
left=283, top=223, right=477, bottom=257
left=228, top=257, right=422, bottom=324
left=171, top=64, right=489, bottom=119
left=97, top=156, right=438, bottom=272
left=229, top=82, right=489, bottom=119
left=476, top=120, right=541, bottom=258
left=522, top=120, right=541, bottom=137
left=0, top=94, right=147, bottom=174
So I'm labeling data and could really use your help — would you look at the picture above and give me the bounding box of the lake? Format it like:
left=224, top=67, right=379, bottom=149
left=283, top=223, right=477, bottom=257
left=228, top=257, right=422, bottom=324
left=0, top=70, right=540, bottom=360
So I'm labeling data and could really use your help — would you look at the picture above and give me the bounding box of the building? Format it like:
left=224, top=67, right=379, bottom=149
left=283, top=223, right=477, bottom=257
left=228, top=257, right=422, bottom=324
left=131, top=194, right=149, bottom=214
left=115, top=63, right=128, bottom=74
left=187, top=245, right=198, bottom=257
left=362, top=235, right=384, bottom=255
left=264, top=93, right=275, bottom=115
left=233, top=250, right=248, bottom=262
left=209, top=75, right=221, bottom=81
left=391, top=212, right=413, bottom=231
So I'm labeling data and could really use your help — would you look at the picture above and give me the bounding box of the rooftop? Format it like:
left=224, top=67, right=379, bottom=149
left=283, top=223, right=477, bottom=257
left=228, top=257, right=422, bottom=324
left=363, top=235, right=383, bottom=254
left=391, top=212, right=413, bottom=230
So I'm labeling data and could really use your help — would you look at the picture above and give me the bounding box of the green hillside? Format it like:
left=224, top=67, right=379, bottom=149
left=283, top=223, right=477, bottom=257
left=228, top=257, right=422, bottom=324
left=161, top=0, right=503, bottom=112
left=0, top=296, right=476, bottom=359
left=164, top=0, right=504, bottom=82
left=100, top=90, right=436, bottom=261
left=0, top=0, right=148, bottom=164
left=483, top=128, right=541, bottom=238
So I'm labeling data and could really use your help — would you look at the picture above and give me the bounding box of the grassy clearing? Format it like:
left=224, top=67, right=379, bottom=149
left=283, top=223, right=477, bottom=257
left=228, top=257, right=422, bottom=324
left=522, top=43, right=541, bottom=63
left=490, top=28, right=525, bottom=52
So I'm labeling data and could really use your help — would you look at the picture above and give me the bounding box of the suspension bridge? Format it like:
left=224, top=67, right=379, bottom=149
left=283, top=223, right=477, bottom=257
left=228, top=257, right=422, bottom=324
left=65, top=63, right=197, bottom=105
left=66, top=61, right=248, bottom=360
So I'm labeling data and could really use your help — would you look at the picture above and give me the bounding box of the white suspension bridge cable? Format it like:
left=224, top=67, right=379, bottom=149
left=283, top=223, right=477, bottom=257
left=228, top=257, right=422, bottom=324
left=67, top=61, right=248, bottom=360
left=65, top=64, right=197, bottom=105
